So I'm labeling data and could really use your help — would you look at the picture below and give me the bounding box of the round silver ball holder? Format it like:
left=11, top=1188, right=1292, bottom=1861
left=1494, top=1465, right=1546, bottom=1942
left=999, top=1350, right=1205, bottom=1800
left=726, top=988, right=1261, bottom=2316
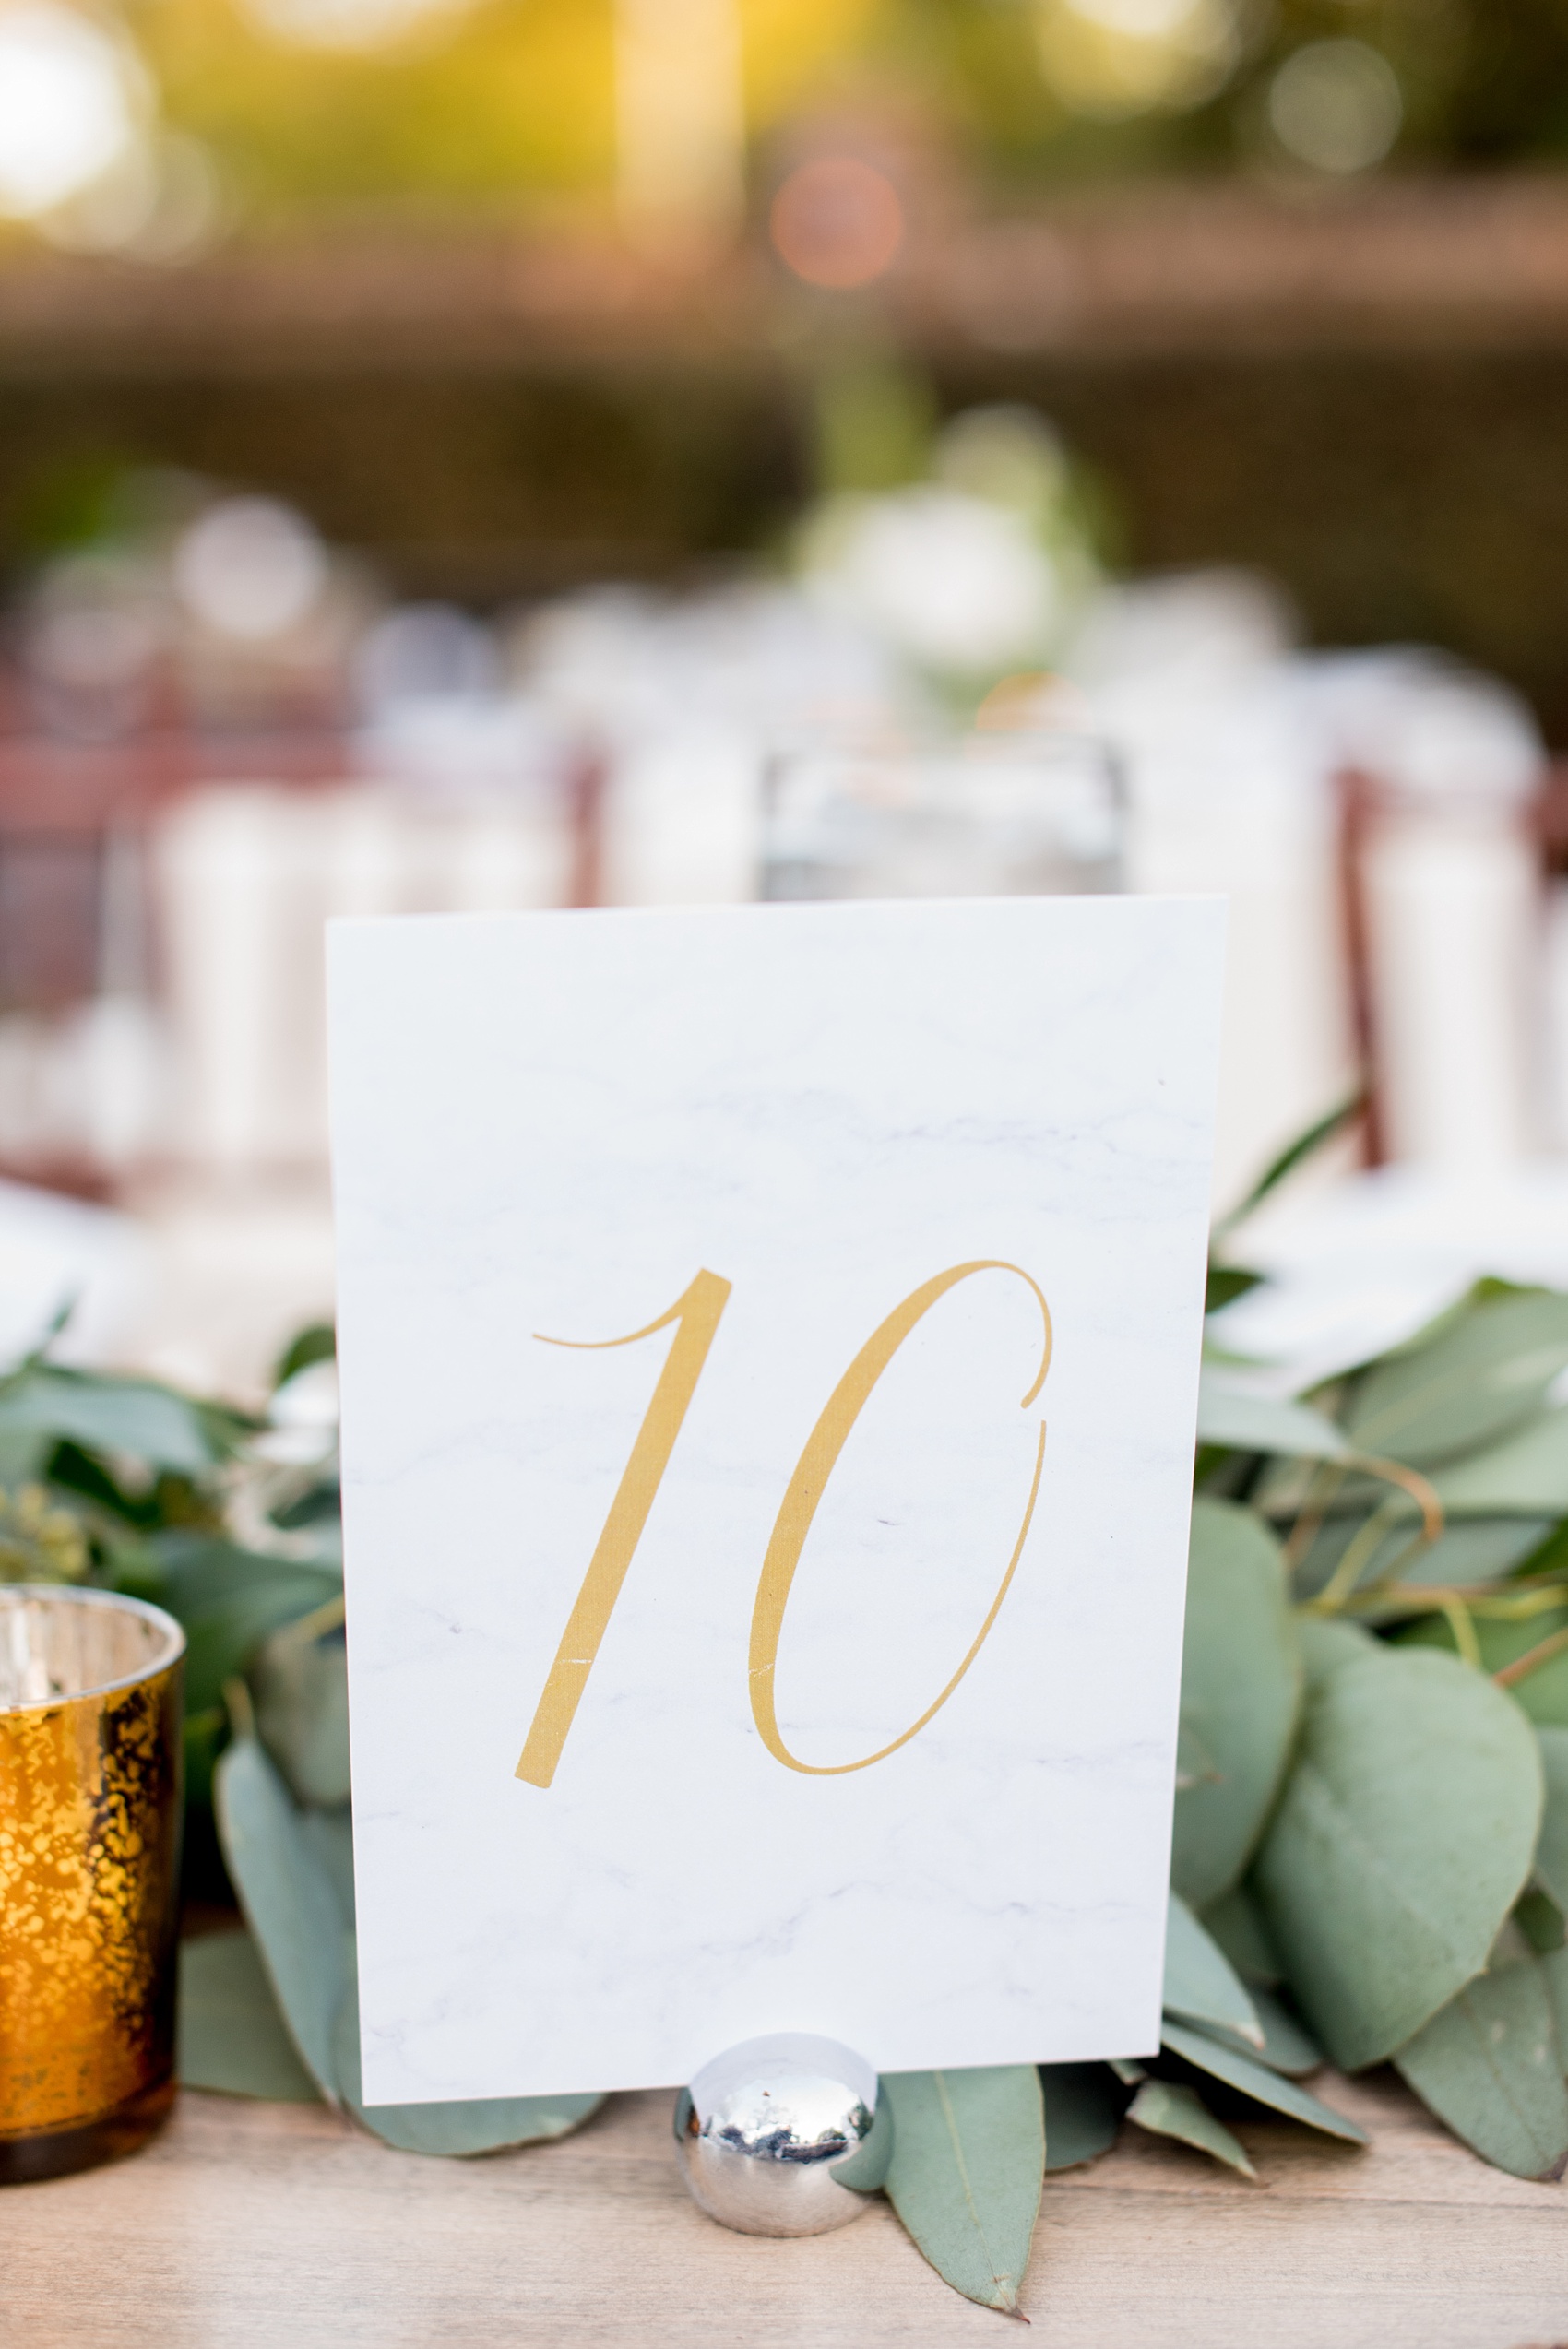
left=674, top=2033, right=892, bottom=2237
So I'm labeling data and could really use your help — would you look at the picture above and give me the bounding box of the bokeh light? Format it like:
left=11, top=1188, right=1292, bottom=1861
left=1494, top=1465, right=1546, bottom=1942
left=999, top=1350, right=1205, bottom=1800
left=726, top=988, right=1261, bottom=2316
left=355, top=603, right=498, bottom=713
left=173, top=500, right=329, bottom=645
left=22, top=553, right=165, bottom=739
left=240, top=0, right=466, bottom=53
left=40, top=130, right=222, bottom=260
left=769, top=155, right=904, bottom=290
left=0, top=3, right=142, bottom=218
left=1267, top=39, right=1404, bottom=174
left=1035, top=0, right=1240, bottom=121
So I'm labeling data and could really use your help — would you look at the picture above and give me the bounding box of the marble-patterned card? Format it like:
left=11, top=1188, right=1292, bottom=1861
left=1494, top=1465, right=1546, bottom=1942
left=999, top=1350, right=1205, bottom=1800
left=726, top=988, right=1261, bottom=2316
left=328, top=896, right=1226, bottom=2105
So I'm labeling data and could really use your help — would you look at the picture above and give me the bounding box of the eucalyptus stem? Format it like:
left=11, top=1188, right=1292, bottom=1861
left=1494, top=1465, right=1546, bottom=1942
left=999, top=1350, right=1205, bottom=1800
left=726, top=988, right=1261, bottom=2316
left=1301, top=1455, right=1444, bottom=1615
left=1493, top=1621, right=1568, bottom=1690
left=1305, top=1493, right=1407, bottom=1615
left=1284, top=1459, right=1347, bottom=1572
left=1344, top=1573, right=1568, bottom=1624
left=1438, top=1597, right=1483, bottom=1670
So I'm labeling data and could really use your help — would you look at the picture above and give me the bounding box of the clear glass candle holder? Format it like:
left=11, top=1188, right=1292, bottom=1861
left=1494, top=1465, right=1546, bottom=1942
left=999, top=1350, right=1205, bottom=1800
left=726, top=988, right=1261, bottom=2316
left=760, top=730, right=1123, bottom=904
left=0, top=1586, right=184, bottom=2182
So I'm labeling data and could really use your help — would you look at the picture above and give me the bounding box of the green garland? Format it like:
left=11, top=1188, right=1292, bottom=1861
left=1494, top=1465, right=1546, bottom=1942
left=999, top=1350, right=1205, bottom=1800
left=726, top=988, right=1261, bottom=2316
left=5, top=1264, right=1568, bottom=2316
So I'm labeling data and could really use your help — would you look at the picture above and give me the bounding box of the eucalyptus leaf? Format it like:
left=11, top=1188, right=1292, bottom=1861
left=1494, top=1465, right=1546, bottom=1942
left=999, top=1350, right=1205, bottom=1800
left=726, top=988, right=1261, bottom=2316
left=154, top=1533, right=340, bottom=1717
left=1541, top=1948, right=1568, bottom=2061
left=882, top=2068, right=1044, bottom=2315
left=152, top=1535, right=339, bottom=1619
left=213, top=1734, right=352, bottom=2103
left=826, top=2105, right=895, bottom=2193
left=299, top=1805, right=356, bottom=1922
left=274, top=1323, right=335, bottom=1389
left=1254, top=1643, right=1543, bottom=2070
left=0, top=1427, right=47, bottom=1485
left=1172, top=1501, right=1301, bottom=1905
left=1195, top=1374, right=1350, bottom=1462
left=1164, top=1892, right=1263, bottom=2046
left=184, top=1580, right=344, bottom=1718
left=1429, top=1409, right=1568, bottom=1517
left=333, top=1974, right=602, bottom=2155
left=1393, top=1517, right=1558, bottom=1588
left=1290, top=1406, right=1568, bottom=1539
left=1515, top=1891, right=1565, bottom=1956
left=1537, top=1728, right=1568, bottom=1914
left=43, top=1442, right=183, bottom=1536
left=1519, top=1519, right=1568, bottom=1578
left=1159, top=2020, right=1364, bottom=2142
left=253, top=1609, right=351, bottom=1808
left=1491, top=1914, right=1540, bottom=1968
left=1214, top=1090, right=1365, bottom=1236
left=213, top=1767, right=601, bottom=2157
left=1126, top=2079, right=1255, bottom=2178
left=272, top=1477, right=341, bottom=1534
left=1199, top=1884, right=1282, bottom=1987
left=178, top=1929, right=322, bottom=2104
left=1394, top=1959, right=1568, bottom=2179
left=1039, top=2064, right=1128, bottom=2172
left=1397, top=1608, right=1568, bottom=1729
left=1205, top=1264, right=1263, bottom=1314
left=1338, top=1288, right=1568, bottom=1469
left=1296, top=1614, right=1377, bottom=1692
left=0, top=1366, right=238, bottom=1474
left=1182, top=1984, right=1324, bottom=2077
left=1175, top=1717, right=1221, bottom=1791
left=183, top=1702, right=229, bottom=1814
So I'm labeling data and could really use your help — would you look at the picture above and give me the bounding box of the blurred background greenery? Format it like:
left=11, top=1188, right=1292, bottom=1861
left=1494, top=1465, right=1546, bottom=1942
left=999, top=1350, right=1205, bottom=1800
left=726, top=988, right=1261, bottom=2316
left=102, top=0, right=1568, bottom=217
left=5, top=0, right=1568, bottom=728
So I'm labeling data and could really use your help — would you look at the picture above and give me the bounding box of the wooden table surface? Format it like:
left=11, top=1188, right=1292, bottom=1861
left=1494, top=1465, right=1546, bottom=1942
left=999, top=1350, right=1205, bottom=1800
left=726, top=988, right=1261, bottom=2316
left=2, top=2069, right=1563, bottom=2348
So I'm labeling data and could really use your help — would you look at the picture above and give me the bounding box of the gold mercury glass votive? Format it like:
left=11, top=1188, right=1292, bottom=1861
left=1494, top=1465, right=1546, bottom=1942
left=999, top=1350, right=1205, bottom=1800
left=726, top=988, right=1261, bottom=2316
left=0, top=1585, right=184, bottom=2182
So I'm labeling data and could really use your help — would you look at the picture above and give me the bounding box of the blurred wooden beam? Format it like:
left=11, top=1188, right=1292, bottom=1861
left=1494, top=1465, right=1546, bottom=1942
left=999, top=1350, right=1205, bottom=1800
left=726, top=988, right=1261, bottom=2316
left=6, top=177, right=1568, bottom=381
left=911, top=177, right=1568, bottom=360
left=0, top=231, right=770, bottom=381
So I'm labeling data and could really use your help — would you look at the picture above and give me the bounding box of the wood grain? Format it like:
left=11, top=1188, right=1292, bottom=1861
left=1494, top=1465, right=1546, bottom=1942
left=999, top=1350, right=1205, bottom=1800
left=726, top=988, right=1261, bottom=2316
left=0, top=2069, right=1562, bottom=2348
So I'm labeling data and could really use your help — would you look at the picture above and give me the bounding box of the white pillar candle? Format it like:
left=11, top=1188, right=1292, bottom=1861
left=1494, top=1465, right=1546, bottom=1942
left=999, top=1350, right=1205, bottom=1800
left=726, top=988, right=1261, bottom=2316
left=1543, top=879, right=1568, bottom=1151
left=155, top=788, right=291, bottom=1174
left=1362, top=804, right=1541, bottom=1166
left=156, top=785, right=404, bottom=1175
left=1332, top=662, right=1546, bottom=1169
left=433, top=794, right=576, bottom=916
left=600, top=726, right=762, bottom=907
left=1110, top=684, right=1357, bottom=1215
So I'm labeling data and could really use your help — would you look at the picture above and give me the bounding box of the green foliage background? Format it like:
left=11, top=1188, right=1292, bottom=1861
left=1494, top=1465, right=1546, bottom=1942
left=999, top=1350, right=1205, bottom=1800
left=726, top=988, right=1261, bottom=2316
left=110, top=0, right=1568, bottom=227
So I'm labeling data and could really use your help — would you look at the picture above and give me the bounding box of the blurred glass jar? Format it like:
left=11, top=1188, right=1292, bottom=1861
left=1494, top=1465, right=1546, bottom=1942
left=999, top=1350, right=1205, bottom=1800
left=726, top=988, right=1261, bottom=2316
left=760, top=731, right=1123, bottom=902
left=0, top=1587, right=184, bottom=2182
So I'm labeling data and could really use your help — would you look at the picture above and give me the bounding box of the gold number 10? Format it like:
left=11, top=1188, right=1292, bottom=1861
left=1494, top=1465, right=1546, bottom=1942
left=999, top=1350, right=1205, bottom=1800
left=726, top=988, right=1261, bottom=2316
left=516, top=1262, right=1051, bottom=1789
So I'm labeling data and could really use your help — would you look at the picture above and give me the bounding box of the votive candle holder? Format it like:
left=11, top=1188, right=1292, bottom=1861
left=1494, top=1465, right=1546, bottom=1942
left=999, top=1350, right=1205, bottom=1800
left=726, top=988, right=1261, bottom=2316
left=0, top=1585, right=184, bottom=2182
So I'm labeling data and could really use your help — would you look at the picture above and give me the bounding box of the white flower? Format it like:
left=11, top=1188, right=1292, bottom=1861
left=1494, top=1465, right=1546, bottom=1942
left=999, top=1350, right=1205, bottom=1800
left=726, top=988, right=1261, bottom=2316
left=803, top=486, right=1061, bottom=679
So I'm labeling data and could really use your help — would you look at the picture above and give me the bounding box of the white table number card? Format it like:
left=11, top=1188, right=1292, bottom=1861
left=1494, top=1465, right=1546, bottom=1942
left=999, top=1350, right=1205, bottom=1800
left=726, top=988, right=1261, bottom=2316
left=328, top=896, right=1227, bottom=2106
